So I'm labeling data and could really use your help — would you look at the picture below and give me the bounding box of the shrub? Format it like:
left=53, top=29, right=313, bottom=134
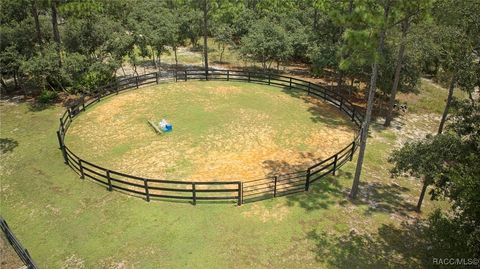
left=38, top=90, right=58, bottom=103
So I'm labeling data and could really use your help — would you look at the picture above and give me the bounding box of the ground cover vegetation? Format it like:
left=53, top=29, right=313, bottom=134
left=1, top=0, right=479, bottom=268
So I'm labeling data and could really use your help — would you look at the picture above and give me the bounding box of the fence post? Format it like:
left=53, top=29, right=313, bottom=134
left=184, top=70, right=187, bottom=81
left=135, top=76, right=139, bottom=88
left=67, top=108, right=72, bottom=120
left=205, top=69, right=208, bottom=80
left=332, top=155, right=338, bottom=176
left=155, top=72, right=159, bottom=84
left=57, top=128, right=68, bottom=164
left=192, top=183, right=196, bottom=205
left=248, top=72, right=251, bottom=82
left=59, top=118, right=65, bottom=134
left=61, top=143, right=68, bottom=165
left=351, top=109, right=355, bottom=121
left=25, top=249, right=33, bottom=261
left=273, top=176, right=278, bottom=197
left=79, top=159, right=85, bottom=179
left=106, top=170, right=113, bottom=191
left=115, top=81, right=119, bottom=95
left=289, top=77, right=292, bottom=88
left=56, top=131, right=63, bottom=150
left=305, top=169, right=311, bottom=191
left=174, top=70, right=178, bottom=82
left=237, top=182, right=242, bottom=206
left=268, top=73, right=271, bottom=85
left=307, top=82, right=311, bottom=95
left=227, top=70, right=230, bottom=81
left=144, top=179, right=150, bottom=202
left=350, top=142, right=355, bottom=161
left=339, top=96, right=343, bottom=111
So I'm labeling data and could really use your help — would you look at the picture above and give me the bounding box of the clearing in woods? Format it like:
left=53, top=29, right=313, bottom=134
left=0, top=78, right=452, bottom=268
left=65, top=81, right=356, bottom=181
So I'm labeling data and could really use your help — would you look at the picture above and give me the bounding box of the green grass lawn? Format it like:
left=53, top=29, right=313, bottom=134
left=0, top=80, right=451, bottom=268
left=397, top=78, right=467, bottom=114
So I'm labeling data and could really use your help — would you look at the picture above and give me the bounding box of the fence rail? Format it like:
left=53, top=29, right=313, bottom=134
left=57, top=69, right=363, bottom=205
left=0, top=217, right=39, bottom=269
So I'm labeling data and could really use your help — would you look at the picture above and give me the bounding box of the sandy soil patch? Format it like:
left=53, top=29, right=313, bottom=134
left=242, top=203, right=290, bottom=222
left=66, top=82, right=356, bottom=182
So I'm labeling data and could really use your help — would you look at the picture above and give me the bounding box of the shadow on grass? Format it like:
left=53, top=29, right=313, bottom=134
left=305, top=210, right=475, bottom=269
left=279, top=86, right=356, bottom=128
left=349, top=181, right=416, bottom=217
left=259, top=154, right=348, bottom=210
left=0, top=138, right=18, bottom=154
left=212, top=60, right=230, bottom=65
left=370, top=117, right=406, bottom=134
left=306, top=222, right=425, bottom=269
left=272, top=165, right=416, bottom=216
left=28, top=102, right=55, bottom=112
left=285, top=175, right=346, bottom=211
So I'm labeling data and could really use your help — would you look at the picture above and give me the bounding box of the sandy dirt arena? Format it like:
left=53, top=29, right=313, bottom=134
left=66, top=81, right=356, bottom=182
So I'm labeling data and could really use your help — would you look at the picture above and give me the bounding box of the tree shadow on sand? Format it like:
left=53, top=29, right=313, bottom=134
left=279, top=86, right=356, bottom=127
left=262, top=152, right=316, bottom=176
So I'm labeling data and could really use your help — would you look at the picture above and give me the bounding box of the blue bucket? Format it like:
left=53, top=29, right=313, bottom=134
left=162, top=124, right=173, bottom=132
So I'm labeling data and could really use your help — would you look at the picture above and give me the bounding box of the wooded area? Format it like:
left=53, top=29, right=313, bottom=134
left=1, top=0, right=479, bottom=266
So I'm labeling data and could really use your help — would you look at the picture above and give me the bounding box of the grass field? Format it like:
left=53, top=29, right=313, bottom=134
left=66, top=81, right=355, bottom=181
left=0, top=79, right=451, bottom=268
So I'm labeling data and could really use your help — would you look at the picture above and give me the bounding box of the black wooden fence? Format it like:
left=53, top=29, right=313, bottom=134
left=57, top=69, right=363, bottom=205
left=0, top=217, right=39, bottom=269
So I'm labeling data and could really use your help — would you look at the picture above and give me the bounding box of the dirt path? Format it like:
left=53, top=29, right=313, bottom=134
left=376, top=113, right=440, bottom=148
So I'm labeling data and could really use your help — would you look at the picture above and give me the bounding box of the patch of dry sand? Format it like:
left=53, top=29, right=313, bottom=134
left=67, top=83, right=356, bottom=182
left=242, top=203, right=290, bottom=222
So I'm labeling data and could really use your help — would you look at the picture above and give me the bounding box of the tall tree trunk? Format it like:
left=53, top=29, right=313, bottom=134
left=385, top=20, right=409, bottom=127
left=51, top=0, right=62, bottom=66
left=220, top=45, right=225, bottom=63
left=133, top=62, right=138, bottom=76
left=350, top=2, right=390, bottom=199
left=31, top=0, right=42, bottom=44
left=158, top=52, right=162, bottom=70
left=348, top=0, right=354, bottom=14
left=13, top=71, right=18, bottom=89
left=416, top=178, right=429, bottom=212
left=337, top=71, right=344, bottom=90
left=174, top=47, right=178, bottom=68
left=349, top=77, right=354, bottom=95
left=152, top=50, right=158, bottom=70
left=468, top=91, right=474, bottom=103
left=203, top=0, right=209, bottom=78
left=336, top=0, right=353, bottom=93
left=438, top=74, right=457, bottom=134
left=0, top=75, right=7, bottom=90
